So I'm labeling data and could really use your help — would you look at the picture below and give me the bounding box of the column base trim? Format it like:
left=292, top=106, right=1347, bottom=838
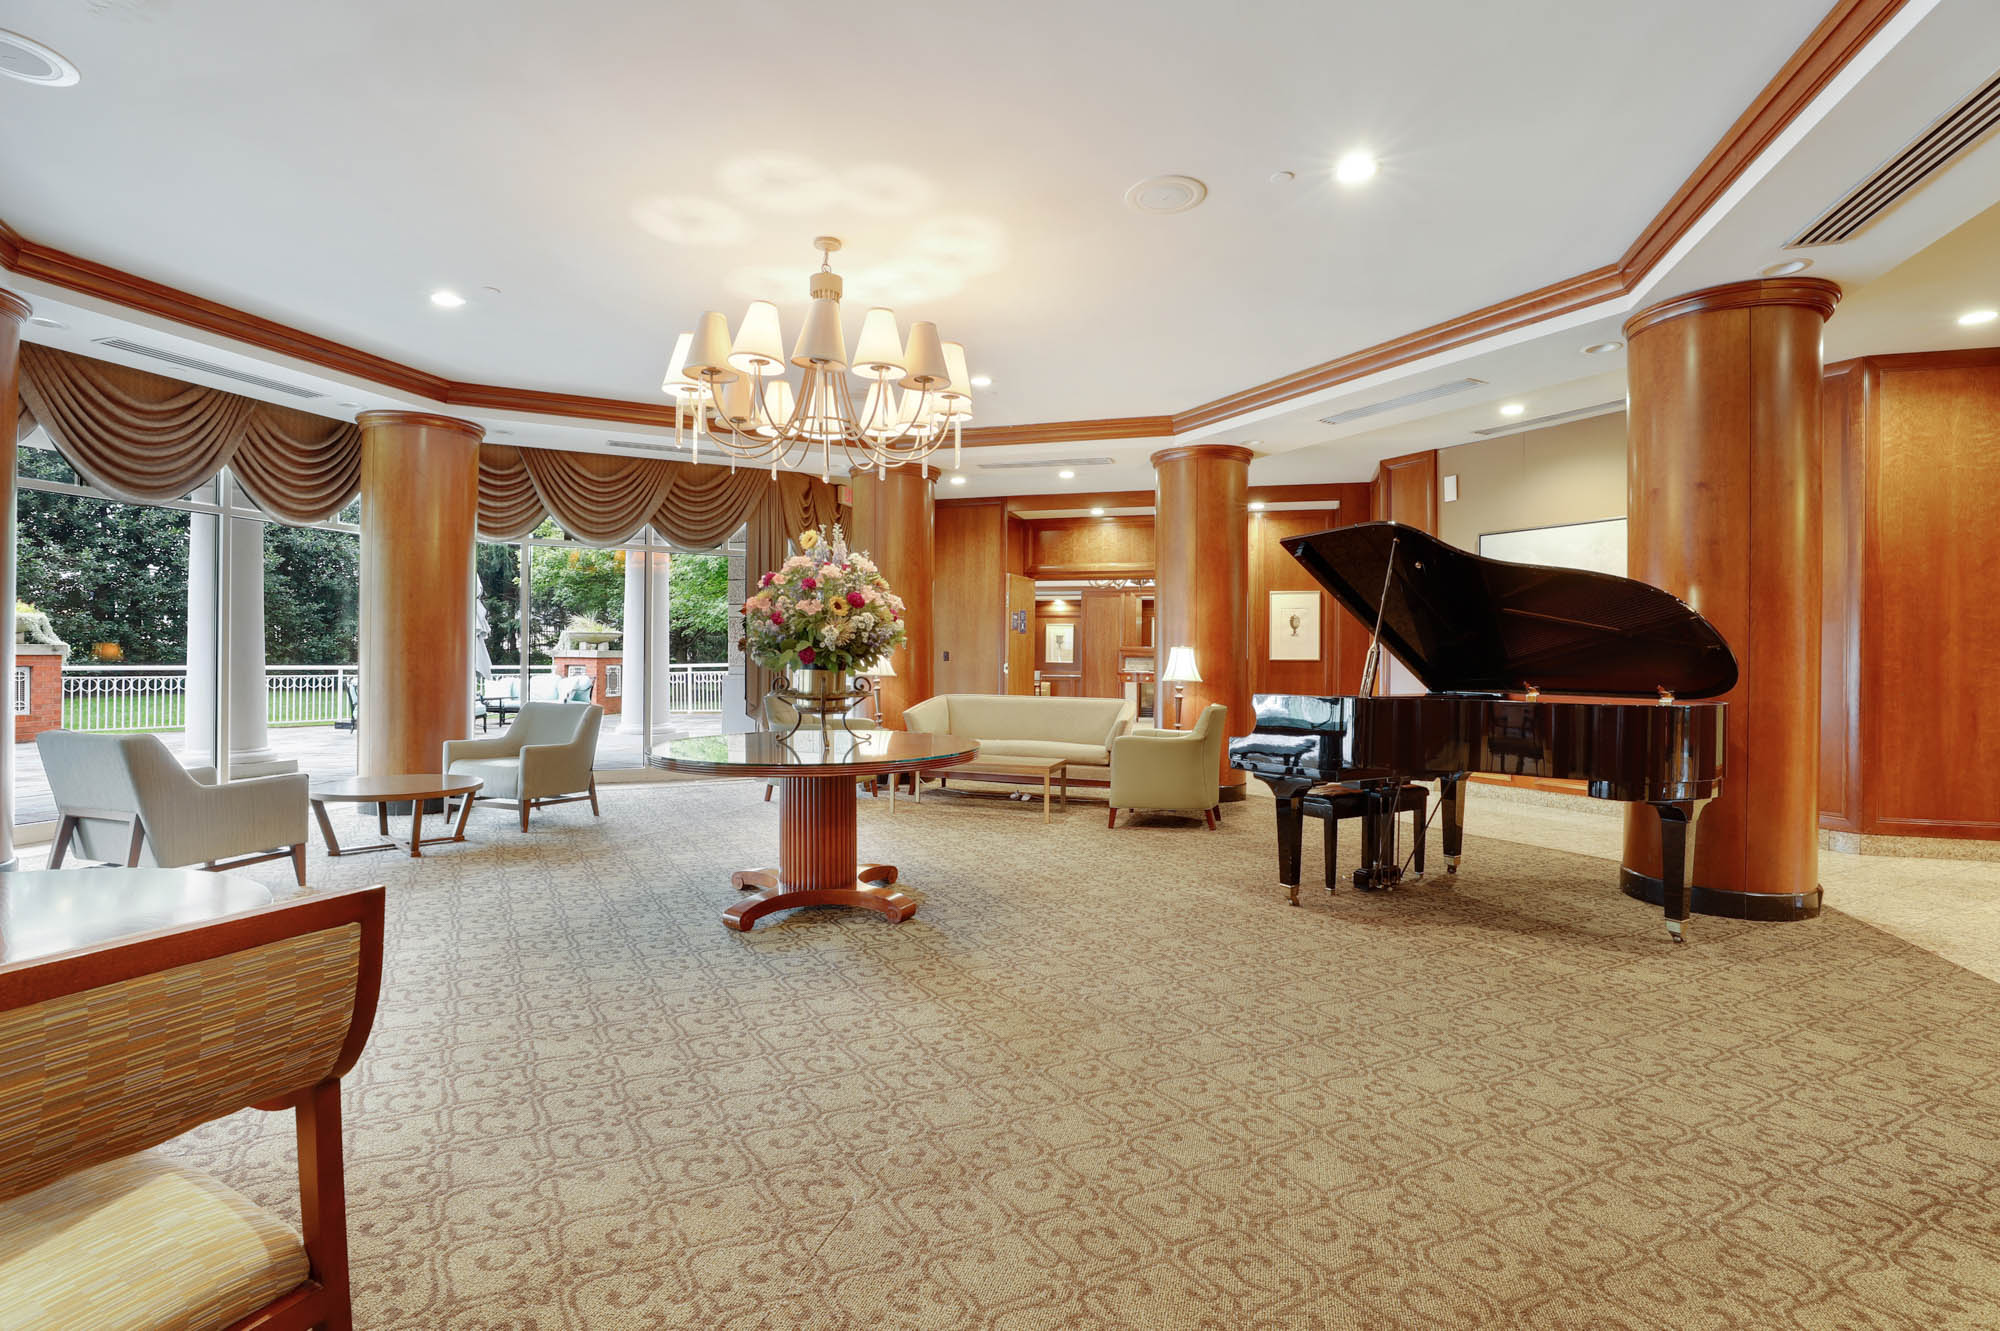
left=1619, top=868, right=1822, bottom=921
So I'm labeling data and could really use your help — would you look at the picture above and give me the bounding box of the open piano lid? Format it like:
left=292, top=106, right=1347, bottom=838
left=1285, top=521, right=1739, bottom=699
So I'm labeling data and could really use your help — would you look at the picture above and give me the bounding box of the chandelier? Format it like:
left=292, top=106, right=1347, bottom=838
left=660, top=236, right=973, bottom=480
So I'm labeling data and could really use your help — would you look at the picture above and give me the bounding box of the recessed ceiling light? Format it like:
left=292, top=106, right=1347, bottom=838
left=1957, top=309, right=1999, bottom=327
left=1334, top=151, right=1377, bottom=185
left=1089, top=506, right=1106, bottom=516
left=947, top=473, right=967, bottom=486
left=1249, top=501, right=1267, bottom=512
left=26, top=316, right=65, bottom=330
left=1058, top=469, right=1076, bottom=480
left=1761, top=259, right=1813, bottom=277
left=1582, top=341, right=1624, bottom=356
left=338, top=401, right=362, bottom=408
left=429, top=289, right=467, bottom=309
left=970, top=374, right=992, bottom=388
left=0, top=30, right=81, bottom=87
left=1270, top=170, right=1296, bottom=184
left=1498, top=402, right=1526, bottom=417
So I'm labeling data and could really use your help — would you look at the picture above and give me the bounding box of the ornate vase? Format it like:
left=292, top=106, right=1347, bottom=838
left=767, top=668, right=873, bottom=739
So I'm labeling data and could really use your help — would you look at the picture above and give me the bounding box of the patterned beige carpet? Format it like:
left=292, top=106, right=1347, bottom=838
left=172, top=780, right=2000, bottom=1329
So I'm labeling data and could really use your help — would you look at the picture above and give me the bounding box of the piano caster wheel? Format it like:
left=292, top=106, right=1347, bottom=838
left=1445, top=856, right=1460, bottom=875
left=1287, top=885, right=1301, bottom=907
left=1665, top=919, right=1687, bottom=945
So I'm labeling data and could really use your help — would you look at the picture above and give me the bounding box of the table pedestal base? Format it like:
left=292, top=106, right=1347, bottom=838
left=722, top=775, right=917, bottom=932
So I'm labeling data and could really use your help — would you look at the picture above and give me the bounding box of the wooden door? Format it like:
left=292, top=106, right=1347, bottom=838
left=1004, top=574, right=1035, bottom=694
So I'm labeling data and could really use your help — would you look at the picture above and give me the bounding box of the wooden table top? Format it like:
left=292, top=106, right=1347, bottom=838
left=653, top=731, right=977, bottom=780
left=951, top=753, right=1069, bottom=774
left=0, top=867, right=276, bottom=968
left=310, top=773, right=484, bottom=802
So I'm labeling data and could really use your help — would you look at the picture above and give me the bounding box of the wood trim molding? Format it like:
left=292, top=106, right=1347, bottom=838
left=1150, top=443, right=1256, bottom=468
left=0, top=289, right=29, bottom=324
left=355, top=410, right=485, bottom=439
left=1826, top=345, right=2000, bottom=374
left=1624, top=277, right=1844, bottom=338
left=0, top=0, right=1905, bottom=446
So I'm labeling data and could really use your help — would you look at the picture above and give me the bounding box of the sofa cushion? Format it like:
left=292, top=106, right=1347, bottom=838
left=932, top=695, right=1130, bottom=748
left=975, top=739, right=1110, bottom=766
left=0, top=1151, right=306, bottom=1331
left=449, top=756, right=522, bottom=799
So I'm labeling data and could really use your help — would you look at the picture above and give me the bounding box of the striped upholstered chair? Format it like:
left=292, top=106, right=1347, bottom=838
left=0, top=884, right=385, bottom=1331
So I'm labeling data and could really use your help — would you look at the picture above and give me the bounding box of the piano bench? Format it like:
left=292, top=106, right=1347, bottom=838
left=1301, top=784, right=1428, bottom=887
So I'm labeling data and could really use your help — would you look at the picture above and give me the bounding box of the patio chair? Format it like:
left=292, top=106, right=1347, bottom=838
left=442, top=702, right=603, bottom=831
left=37, top=731, right=311, bottom=885
left=335, top=675, right=358, bottom=733
left=0, top=884, right=385, bottom=1331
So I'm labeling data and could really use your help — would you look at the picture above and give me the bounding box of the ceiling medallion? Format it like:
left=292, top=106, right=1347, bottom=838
left=661, top=236, right=973, bottom=481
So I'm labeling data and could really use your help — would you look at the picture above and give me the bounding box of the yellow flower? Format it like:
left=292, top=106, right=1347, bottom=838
left=829, top=598, right=849, bottom=616
left=798, top=529, right=821, bottom=551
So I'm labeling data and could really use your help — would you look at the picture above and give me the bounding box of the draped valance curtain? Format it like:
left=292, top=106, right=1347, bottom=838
left=15, top=344, right=362, bottom=522
left=12, top=345, right=841, bottom=556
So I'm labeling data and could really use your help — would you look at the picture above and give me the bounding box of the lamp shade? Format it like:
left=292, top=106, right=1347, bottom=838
left=1161, top=645, right=1202, bottom=683
left=859, top=380, right=899, bottom=439
left=754, top=379, right=796, bottom=437
left=660, top=330, right=698, bottom=399
left=902, top=320, right=949, bottom=389
left=728, top=300, right=787, bottom=375
left=790, top=297, right=849, bottom=368
left=717, top=374, right=758, bottom=429
left=851, top=307, right=906, bottom=381
left=866, top=653, right=897, bottom=677
left=939, top=340, right=973, bottom=421
left=686, top=311, right=739, bottom=383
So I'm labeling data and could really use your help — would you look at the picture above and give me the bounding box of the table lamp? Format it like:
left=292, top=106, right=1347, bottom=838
left=1160, top=645, right=1201, bottom=728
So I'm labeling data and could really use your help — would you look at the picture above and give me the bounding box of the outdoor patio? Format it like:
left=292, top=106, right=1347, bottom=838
left=11, top=712, right=725, bottom=828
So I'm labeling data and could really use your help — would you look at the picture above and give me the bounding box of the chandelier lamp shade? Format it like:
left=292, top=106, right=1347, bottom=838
left=662, top=235, right=975, bottom=480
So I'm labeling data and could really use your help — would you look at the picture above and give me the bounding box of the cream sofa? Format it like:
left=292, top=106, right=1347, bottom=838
left=903, top=693, right=1136, bottom=782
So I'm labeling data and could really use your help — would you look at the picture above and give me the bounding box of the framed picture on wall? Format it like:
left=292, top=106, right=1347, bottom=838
left=1045, top=622, right=1076, bottom=664
left=1268, top=590, right=1320, bottom=661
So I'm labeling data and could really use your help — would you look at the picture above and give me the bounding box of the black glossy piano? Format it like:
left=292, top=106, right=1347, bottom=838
left=1229, top=521, right=1735, bottom=942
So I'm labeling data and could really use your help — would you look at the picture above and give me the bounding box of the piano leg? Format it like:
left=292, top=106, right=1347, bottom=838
left=1439, top=775, right=1466, bottom=876
left=1353, top=785, right=1403, bottom=891
left=1652, top=800, right=1699, bottom=944
left=1276, top=789, right=1305, bottom=907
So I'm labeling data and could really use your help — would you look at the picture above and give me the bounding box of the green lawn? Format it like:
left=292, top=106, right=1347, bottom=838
left=63, top=685, right=350, bottom=734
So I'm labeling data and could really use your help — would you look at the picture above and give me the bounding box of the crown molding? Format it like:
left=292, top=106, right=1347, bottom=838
left=1624, top=277, right=1844, bottom=338
left=0, top=0, right=1905, bottom=449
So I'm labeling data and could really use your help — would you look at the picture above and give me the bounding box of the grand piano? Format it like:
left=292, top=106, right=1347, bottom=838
left=1229, top=521, right=1736, bottom=942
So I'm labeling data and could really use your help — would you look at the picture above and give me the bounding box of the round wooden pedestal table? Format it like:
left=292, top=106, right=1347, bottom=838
left=652, top=730, right=975, bottom=931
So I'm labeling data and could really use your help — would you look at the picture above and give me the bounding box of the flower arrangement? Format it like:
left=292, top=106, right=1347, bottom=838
left=743, top=524, right=906, bottom=674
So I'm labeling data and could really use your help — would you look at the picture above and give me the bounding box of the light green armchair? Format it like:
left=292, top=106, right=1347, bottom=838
left=443, top=701, right=603, bottom=831
left=1107, top=703, right=1227, bottom=829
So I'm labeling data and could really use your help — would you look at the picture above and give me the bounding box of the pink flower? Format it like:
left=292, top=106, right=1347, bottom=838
left=798, top=646, right=816, bottom=665
left=759, top=572, right=775, bottom=587
left=846, top=591, right=865, bottom=608
left=802, top=577, right=817, bottom=590
left=770, top=613, right=784, bottom=626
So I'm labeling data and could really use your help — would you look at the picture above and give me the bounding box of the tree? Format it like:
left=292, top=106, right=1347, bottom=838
left=668, top=554, right=730, bottom=662
left=262, top=525, right=358, bottom=664
left=525, top=522, right=624, bottom=663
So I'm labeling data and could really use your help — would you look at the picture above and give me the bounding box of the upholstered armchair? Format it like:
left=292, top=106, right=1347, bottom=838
left=443, top=701, right=603, bottom=831
left=1107, top=703, right=1228, bottom=829
left=0, top=883, right=385, bottom=1331
left=38, top=730, right=310, bottom=884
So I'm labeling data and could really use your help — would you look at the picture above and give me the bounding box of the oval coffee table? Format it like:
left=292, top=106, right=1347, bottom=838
left=309, top=774, right=483, bottom=858
left=653, top=730, right=975, bottom=931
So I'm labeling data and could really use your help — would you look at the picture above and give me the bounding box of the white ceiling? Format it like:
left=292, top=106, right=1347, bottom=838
left=4, top=0, right=2000, bottom=499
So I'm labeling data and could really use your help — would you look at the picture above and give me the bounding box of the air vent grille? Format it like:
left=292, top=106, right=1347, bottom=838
left=607, top=438, right=687, bottom=454
left=1789, top=68, right=2000, bottom=247
left=1320, top=378, right=1486, bottom=426
left=975, top=456, right=1115, bottom=471
left=1471, top=400, right=1624, bottom=437
left=91, top=338, right=325, bottom=399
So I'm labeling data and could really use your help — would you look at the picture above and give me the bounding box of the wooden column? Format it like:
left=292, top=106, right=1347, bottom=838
left=1621, top=278, right=1839, bottom=919
left=0, top=291, right=28, bottom=869
left=357, top=412, right=482, bottom=777
left=1152, top=444, right=1253, bottom=791
left=849, top=464, right=935, bottom=726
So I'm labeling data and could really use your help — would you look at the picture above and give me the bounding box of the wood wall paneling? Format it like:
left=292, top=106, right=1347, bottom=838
left=1025, top=515, right=1155, bottom=577
left=1004, top=574, right=1035, bottom=694
left=1820, top=349, right=2000, bottom=840
left=933, top=500, right=1006, bottom=695
left=1371, top=450, right=1440, bottom=531
left=848, top=465, right=936, bottom=725
left=1034, top=602, right=1082, bottom=682
left=1080, top=590, right=1130, bottom=698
